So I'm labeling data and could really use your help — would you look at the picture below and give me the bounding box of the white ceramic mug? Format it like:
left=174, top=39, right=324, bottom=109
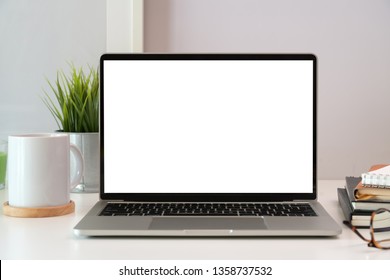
left=8, top=133, right=84, bottom=208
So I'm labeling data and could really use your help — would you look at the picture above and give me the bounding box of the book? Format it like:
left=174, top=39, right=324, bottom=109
left=338, top=187, right=369, bottom=227
left=354, top=164, right=390, bottom=201
left=346, top=177, right=390, bottom=211
left=338, top=187, right=390, bottom=228
left=361, top=164, right=390, bottom=187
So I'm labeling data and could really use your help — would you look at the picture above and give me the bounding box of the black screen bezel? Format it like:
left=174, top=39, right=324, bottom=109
left=99, top=53, right=317, bottom=202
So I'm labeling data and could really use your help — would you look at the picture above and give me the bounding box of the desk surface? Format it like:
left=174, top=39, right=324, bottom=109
left=1, top=180, right=390, bottom=260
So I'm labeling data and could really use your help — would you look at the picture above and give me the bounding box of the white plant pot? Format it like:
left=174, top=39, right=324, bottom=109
left=68, top=132, right=100, bottom=193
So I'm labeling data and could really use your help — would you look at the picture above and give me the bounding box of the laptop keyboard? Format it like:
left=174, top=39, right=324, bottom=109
left=99, top=202, right=317, bottom=217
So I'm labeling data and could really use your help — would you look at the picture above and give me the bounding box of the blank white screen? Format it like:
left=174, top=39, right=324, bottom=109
left=104, top=60, right=313, bottom=193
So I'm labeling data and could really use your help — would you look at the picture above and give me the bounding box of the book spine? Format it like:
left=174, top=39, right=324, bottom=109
left=345, top=176, right=360, bottom=200
left=337, top=188, right=352, bottom=221
left=362, top=173, right=390, bottom=188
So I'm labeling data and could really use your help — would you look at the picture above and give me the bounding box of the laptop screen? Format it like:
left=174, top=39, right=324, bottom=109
left=100, top=54, right=316, bottom=201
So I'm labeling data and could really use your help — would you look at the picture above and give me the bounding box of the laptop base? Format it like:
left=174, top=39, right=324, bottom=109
left=74, top=201, right=341, bottom=237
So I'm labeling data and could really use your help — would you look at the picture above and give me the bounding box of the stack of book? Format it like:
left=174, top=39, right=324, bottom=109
left=338, top=165, right=390, bottom=228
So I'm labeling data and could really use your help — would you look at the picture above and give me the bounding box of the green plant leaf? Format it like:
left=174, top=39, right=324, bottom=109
left=41, top=64, right=99, bottom=132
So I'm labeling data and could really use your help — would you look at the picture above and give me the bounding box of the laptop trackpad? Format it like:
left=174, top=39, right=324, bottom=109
left=149, top=217, right=267, bottom=230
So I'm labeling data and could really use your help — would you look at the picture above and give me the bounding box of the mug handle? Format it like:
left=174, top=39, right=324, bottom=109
left=70, top=144, right=84, bottom=190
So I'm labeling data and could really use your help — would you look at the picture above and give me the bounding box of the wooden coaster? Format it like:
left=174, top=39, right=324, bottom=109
left=3, top=200, right=75, bottom=218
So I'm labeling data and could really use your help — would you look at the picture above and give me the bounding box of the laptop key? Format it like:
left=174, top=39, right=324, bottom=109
left=99, top=202, right=317, bottom=217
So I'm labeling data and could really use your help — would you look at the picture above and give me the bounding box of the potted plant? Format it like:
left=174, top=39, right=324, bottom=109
left=42, top=64, right=99, bottom=193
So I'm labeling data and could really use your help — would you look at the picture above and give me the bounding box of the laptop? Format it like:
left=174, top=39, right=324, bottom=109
left=73, top=53, right=342, bottom=237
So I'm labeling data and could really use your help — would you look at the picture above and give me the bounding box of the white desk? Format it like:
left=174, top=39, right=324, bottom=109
left=1, top=180, right=390, bottom=260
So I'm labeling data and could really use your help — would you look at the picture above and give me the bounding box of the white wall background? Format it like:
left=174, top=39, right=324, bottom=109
left=0, top=0, right=106, bottom=139
left=2, top=0, right=390, bottom=180
left=144, top=0, right=390, bottom=179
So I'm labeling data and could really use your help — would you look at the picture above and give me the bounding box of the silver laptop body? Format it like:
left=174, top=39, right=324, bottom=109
left=74, top=53, right=341, bottom=237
